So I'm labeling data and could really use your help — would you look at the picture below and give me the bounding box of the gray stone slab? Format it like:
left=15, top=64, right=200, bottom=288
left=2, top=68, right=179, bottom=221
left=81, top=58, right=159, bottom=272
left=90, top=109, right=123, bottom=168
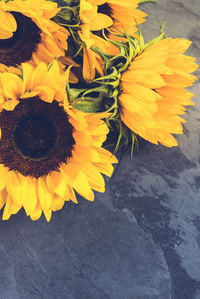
left=0, top=199, right=171, bottom=299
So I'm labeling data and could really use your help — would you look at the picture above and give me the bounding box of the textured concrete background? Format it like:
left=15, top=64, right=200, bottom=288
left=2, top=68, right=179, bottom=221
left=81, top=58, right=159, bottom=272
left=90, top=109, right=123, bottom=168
left=0, top=0, right=200, bottom=298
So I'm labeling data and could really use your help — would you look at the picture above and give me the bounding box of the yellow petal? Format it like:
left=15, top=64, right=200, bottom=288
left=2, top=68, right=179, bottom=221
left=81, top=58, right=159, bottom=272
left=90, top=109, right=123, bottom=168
left=21, top=63, right=34, bottom=92
left=94, top=162, right=114, bottom=177
left=31, top=63, right=47, bottom=90
left=9, top=200, right=22, bottom=216
left=46, top=171, right=66, bottom=198
left=2, top=73, right=23, bottom=100
left=0, top=189, right=7, bottom=210
left=2, top=195, right=11, bottom=220
left=97, top=147, right=118, bottom=164
left=38, top=177, right=53, bottom=210
left=2, top=99, right=19, bottom=111
left=6, top=171, right=22, bottom=206
left=34, top=86, right=55, bottom=103
left=80, top=163, right=105, bottom=192
left=30, top=202, right=42, bottom=221
left=50, top=195, right=65, bottom=211
left=18, top=175, right=37, bottom=214
left=83, top=48, right=95, bottom=82
left=0, top=12, right=17, bottom=39
left=43, top=209, right=52, bottom=222
left=0, top=165, right=7, bottom=191
left=89, top=13, right=113, bottom=31
left=73, top=171, right=94, bottom=201
left=69, top=186, right=78, bottom=204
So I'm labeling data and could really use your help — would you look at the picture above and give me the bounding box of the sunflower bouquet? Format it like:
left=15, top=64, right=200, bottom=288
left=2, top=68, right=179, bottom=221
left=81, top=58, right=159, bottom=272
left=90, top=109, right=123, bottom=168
left=0, top=0, right=198, bottom=221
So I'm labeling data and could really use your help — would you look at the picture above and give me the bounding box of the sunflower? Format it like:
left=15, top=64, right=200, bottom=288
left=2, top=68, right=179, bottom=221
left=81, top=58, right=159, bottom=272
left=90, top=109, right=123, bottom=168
left=78, top=0, right=146, bottom=81
left=0, top=0, right=69, bottom=71
left=118, top=37, right=198, bottom=147
left=73, top=35, right=198, bottom=148
left=0, top=61, right=117, bottom=221
left=79, top=0, right=147, bottom=38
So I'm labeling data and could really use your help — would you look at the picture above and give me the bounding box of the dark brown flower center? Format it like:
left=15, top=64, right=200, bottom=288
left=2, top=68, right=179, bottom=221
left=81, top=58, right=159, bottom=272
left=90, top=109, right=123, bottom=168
left=0, top=12, right=41, bottom=67
left=13, top=113, right=56, bottom=160
left=0, top=97, right=75, bottom=178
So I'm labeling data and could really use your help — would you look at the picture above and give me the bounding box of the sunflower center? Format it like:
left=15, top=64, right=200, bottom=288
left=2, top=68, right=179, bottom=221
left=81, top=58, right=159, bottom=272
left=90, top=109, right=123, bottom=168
left=0, top=12, right=41, bottom=67
left=13, top=113, right=56, bottom=160
left=0, top=97, right=75, bottom=178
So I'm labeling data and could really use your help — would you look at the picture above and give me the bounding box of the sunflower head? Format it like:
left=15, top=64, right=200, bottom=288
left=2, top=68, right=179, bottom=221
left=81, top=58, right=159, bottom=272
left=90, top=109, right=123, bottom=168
left=0, top=61, right=117, bottom=221
left=78, top=0, right=147, bottom=38
left=0, top=0, right=69, bottom=70
left=70, top=32, right=199, bottom=149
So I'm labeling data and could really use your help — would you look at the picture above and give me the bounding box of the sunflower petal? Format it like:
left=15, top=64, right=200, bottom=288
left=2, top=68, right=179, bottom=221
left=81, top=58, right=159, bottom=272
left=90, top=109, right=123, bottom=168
left=38, top=177, right=53, bottom=210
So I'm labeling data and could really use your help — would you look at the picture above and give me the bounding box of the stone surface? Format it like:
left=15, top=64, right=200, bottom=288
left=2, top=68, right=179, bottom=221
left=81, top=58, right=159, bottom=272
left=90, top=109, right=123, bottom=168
left=0, top=0, right=200, bottom=298
left=0, top=200, right=171, bottom=299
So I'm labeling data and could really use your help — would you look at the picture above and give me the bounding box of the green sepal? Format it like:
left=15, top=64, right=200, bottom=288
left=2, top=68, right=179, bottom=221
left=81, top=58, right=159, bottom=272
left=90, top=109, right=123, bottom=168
left=54, top=8, right=79, bottom=25
left=111, top=120, right=138, bottom=155
left=51, top=0, right=80, bottom=28
left=105, top=55, right=130, bottom=73
left=94, top=67, right=119, bottom=81
left=90, top=46, right=114, bottom=62
left=70, top=88, right=90, bottom=99
left=144, top=22, right=166, bottom=50
left=71, top=84, right=111, bottom=98
left=72, top=97, right=103, bottom=113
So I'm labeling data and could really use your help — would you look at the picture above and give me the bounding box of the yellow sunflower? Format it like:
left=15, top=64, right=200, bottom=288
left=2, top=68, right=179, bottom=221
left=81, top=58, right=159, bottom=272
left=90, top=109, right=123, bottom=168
left=78, top=0, right=146, bottom=81
left=119, top=37, right=198, bottom=147
left=0, top=0, right=69, bottom=71
left=79, top=0, right=146, bottom=38
left=0, top=61, right=117, bottom=221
